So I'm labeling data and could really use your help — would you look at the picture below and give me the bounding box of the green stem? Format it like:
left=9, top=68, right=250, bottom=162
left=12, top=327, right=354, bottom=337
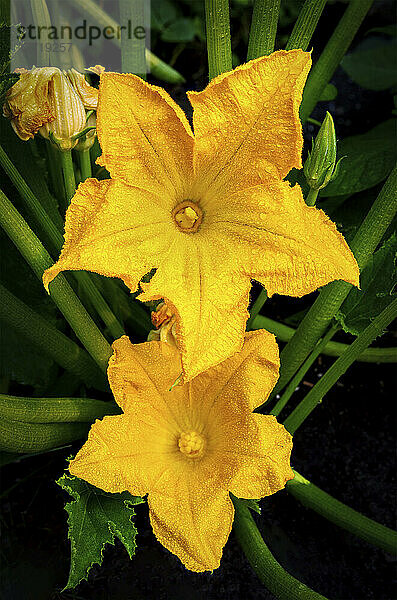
left=0, top=189, right=112, bottom=372
left=275, top=166, right=397, bottom=393
left=0, top=393, right=118, bottom=423
left=76, top=148, right=92, bottom=182
left=119, top=0, right=146, bottom=77
left=300, top=0, right=374, bottom=123
left=205, top=0, right=232, bottom=80
left=251, top=315, right=396, bottom=363
left=68, top=0, right=185, bottom=84
left=232, top=497, right=328, bottom=599
left=305, top=188, right=319, bottom=207
left=59, top=149, right=76, bottom=203
left=270, top=324, right=338, bottom=417
left=247, top=289, right=268, bottom=330
left=45, top=140, right=67, bottom=209
left=0, top=143, right=125, bottom=340
left=287, top=470, right=397, bottom=556
left=0, top=283, right=107, bottom=391
left=285, top=0, right=327, bottom=51
left=247, top=0, right=281, bottom=60
left=0, top=418, right=89, bottom=454
left=284, top=298, right=397, bottom=434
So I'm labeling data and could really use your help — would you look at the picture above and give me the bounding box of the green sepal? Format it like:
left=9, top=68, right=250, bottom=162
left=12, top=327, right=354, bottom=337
left=71, top=126, right=96, bottom=141
left=231, top=494, right=261, bottom=514
left=57, top=472, right=144, bottom=590
left=336, top=233, right=397, bottom=335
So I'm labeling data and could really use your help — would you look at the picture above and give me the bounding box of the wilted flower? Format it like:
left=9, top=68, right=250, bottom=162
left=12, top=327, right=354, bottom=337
left=3, top=66, right=98, bottom=150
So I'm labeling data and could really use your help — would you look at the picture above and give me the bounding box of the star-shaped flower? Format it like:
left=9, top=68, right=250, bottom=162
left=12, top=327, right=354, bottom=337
left=43, top=50, right=359, bottom=381
left=69, top=330, right=293, bottom=572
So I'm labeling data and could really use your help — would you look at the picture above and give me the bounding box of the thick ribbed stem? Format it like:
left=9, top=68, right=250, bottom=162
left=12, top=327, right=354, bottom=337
left=251, top=315, right=396, bottom=363
left=205, top=0, right=232, bottom=80
left=287, top=470, right=397, bottom=556
left=232, top=497, right=328, bottom=599
left=59, top=149, right=76, bottom=204
left=247, top=0, right=281, bottom=60
left=0, top=283, right=106, bottom=391
left=0, top=189, right=112, bottom=372
left=300, top=0, right=374, bottom=122
left=275, top=166, right=397, bottom=394
left=270, top=324, right=338, bottom=417
left=284, top=298, right=397, bottom=434
left=285, top=0, right=327, bottom=51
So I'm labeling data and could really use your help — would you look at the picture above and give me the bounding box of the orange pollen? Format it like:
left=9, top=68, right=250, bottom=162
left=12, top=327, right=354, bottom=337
left=172, top=201, right=203, bottom=233
left=178, top=430, right=205, bottom=458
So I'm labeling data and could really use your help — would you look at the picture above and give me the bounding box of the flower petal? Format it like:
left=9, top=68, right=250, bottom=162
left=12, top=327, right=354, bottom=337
left=69, top=414, right=152, bottom=496
left=207, top=179, right=359, bottom=297
left=108, top=336, right=183, bottom=413
left=137, top=233, right=252, bottom=381
left=190, top=330, right=279, bottom=413
left=229, top=414, right=294, bottom=499
left=97, top=73, right=194, bottom=199
left=43, top=178, right=172, bottom=293
left=148, top=479, right=234, bottom=572
left=188, top=49, right=311, bottom=199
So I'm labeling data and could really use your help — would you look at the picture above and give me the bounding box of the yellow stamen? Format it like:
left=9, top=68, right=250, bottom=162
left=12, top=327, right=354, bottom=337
left=172, top=201, right=203, bottom=233
left=178, top=430, right=205, bottom=458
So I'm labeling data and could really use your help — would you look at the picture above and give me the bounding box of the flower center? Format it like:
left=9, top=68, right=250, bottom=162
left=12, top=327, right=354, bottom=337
left=172, top=201, right=203, bottom=233
left=178, top=430, right=205, bottom=458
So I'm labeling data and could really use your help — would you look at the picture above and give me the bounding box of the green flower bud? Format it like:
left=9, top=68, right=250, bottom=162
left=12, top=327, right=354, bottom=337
left=304, top=111, right=343, bottom=191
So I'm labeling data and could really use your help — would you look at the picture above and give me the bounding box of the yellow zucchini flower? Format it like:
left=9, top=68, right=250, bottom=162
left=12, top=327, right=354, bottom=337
left=69, top=330, right=293, bottom=572
left=43, top=50, right=359, bottom=380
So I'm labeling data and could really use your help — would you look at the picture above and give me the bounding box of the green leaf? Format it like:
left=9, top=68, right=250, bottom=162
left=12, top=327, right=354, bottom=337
left=320, top=120, right=397, bottom=197
left=337, top=234, right=397, bottom=335
left=151, top=0, right=179, bottom=31
left=366, top=25, right=397, bottom=37
left=161, top=17, right=196, bottom=43
left=341, top=38, right=397, bottom=91
left=319, top=83, right=337, bottom=102
left=57, top=473, right=144, bottom=590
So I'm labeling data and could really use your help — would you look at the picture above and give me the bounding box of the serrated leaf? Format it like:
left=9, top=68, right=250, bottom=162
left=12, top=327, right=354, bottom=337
left=320, top=120, right=397, bottom=197
left=337, top=234, right=397, bottom=335
left=57, top=473, right=144, bottom=590
left=341, top=38, right=397, bottom=91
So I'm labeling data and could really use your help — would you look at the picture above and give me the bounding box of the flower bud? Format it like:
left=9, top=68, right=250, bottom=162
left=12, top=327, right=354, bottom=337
left=149, top=302, right=178, bottom=348
left=304, top=111, right=343, bottom=190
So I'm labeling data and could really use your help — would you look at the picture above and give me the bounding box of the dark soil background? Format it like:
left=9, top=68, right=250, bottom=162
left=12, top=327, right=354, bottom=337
left=1, top=1, right=396, bottom=599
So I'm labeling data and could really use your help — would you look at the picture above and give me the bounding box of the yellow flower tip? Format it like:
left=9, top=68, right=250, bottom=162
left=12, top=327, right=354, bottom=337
left=178, top=431, right=206, bottom=458
left=42, top=265, right=57, bottom=293
left=172, top=201, right=203, bottom=233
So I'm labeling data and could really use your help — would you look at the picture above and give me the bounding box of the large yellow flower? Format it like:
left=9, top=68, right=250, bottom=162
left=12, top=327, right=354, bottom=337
left=69, top=330, right=293, bottom=572
left=43, top=50, right=359, bottom=381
